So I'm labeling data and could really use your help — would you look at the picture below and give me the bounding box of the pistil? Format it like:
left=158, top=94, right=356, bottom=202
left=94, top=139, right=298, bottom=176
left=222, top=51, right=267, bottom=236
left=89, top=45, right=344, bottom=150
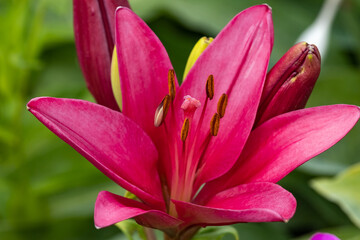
left=187, top=75, right=215, bottom=158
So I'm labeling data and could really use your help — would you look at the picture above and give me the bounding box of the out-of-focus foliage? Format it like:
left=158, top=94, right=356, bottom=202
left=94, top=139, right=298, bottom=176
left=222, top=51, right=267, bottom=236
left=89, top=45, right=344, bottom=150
left=116, top=220, right=147, bottom=240
left=0, top=0, right=359, bottom=239
left=193, top=226, right=239, bottom=240
left=312, top=164, right=360, bottom=228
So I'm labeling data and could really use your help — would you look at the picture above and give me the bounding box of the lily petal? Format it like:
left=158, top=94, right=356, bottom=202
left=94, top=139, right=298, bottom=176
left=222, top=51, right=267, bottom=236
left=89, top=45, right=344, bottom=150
left=115, top=7, right=175, bottom=133
left=27, top=97, right=164, bottom=209
left=175, top=5, right=273, bottom=189
left=198, top=105, right=360, bottom=201
left=95, top=191, right=182, bottom=235
left=174, top=182, right=295, bottom=227
left=115, top=7, right=176, bottom=183
left=73, top=0, right=130, bottom=110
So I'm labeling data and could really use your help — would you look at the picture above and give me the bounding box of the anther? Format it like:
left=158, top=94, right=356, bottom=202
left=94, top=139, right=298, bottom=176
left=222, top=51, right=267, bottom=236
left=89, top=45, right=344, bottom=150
left=210, top=113, right=220, bottom=136
left=217, top=93, right=228, bottom=118
left=168, top=69, right=176, bottom=101
left=206, top=75, right=214, bottom=100
left=181, top=118, right=190, bottom=141
left=154, top=95, right=171, bottom=127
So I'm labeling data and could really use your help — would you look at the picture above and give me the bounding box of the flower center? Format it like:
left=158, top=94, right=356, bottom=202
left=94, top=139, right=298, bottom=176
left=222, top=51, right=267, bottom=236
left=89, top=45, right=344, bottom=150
left=154, top=70, right=229, bottom=216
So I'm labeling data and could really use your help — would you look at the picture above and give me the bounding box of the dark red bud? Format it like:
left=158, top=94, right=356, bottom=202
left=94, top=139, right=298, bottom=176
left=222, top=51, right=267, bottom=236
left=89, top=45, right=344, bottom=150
left=255, top=42, right=321, bottom=127
left=73, top=0, right=130, bottom=111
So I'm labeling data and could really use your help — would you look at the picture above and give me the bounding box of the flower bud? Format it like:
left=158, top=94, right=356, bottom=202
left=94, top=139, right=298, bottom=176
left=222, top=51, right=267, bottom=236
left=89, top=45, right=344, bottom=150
left=111, top=46, right=122, bottom=110
left=255, top=42, right=321, bottom=127
left=183, top=37, right=213, bottom=80
left=73, top=0, right=130, bottom=111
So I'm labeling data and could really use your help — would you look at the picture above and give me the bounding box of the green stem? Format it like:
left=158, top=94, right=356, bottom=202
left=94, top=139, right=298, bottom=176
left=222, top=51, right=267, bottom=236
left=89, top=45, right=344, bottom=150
left=163, top=226, right=200, bottom=240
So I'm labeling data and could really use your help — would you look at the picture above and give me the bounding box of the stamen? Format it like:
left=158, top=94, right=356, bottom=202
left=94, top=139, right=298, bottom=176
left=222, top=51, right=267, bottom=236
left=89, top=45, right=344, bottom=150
left=210, top=113, right=220, bottom=136
left=168, top=69, right=176, bottom=101
left=206, top=75, right=214, bottom=100
left=154, top=95, right=171, bottom=127
left=217, top=93, right=228, bottom=118
left=181, top=118, right=190, bottom=141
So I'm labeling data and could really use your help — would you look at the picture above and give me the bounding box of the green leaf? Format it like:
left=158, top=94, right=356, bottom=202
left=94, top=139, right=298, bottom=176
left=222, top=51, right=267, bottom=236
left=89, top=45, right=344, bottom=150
left=311, top=163, right=360, bottom=228
left=193, top=226, right=239, bottom=240
left=298, top=157, right=347, bottom=176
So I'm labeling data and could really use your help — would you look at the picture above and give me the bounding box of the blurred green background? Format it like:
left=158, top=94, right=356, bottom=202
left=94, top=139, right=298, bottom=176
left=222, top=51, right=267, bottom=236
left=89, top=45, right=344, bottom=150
left=0, top=0, right=359, bottom=239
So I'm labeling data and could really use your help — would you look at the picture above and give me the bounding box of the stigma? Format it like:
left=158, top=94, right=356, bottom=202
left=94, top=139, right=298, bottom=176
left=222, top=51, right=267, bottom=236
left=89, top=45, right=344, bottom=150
left=181, top=95, right=201, bottom=119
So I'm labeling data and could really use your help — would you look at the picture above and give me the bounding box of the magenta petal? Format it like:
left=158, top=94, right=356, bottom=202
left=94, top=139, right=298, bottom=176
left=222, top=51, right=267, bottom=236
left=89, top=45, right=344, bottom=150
left=115, top=7, right=175, bottom=182
left=310, top=233, right=340, bottom=240
left=73, top=0, right=130, bottom=110
left=115, top=8, right=175, bottom=136
left=198, top=105, right=360, bottom=200
left=174, top=182, right=295, bottom=226
left=95, top=191, right=182, bottom=235
left=173, top=5, right=273, bottom=189
left=27, top=97, right=164, bottom=209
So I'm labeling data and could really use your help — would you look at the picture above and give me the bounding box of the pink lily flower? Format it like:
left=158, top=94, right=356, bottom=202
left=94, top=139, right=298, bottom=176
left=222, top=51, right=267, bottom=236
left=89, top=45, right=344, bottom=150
left=310, top=233, right=341, bottom=240
left=27, top=5, right=359, bottom=240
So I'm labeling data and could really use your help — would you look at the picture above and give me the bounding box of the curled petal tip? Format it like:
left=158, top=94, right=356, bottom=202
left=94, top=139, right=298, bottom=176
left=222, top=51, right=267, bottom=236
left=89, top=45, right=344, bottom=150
left=115, top=5, right=130, bottom=13
left=261, top=3, right=272, bottom=11
left=245, top=4, right=272, bottom=15
left=27, top=97, right=45, bottom=109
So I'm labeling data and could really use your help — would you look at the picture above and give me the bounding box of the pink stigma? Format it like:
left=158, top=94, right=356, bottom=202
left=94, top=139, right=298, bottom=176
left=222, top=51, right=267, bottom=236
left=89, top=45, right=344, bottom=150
left=181, top=95, right=201, bottom=118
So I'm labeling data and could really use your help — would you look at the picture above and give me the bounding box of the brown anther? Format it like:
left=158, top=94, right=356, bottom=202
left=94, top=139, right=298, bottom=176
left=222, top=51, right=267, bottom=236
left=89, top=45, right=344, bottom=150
left=180, top=118, right=190, bottom=141
left=217, top=93, right=228, bottom=118
left=154, top=95, right=171, bottom=127
left=206, top=75, right=214, bottom=100
left=210, top=113, right=220, bottom=136
left=168, top=69, right=176, bottom=101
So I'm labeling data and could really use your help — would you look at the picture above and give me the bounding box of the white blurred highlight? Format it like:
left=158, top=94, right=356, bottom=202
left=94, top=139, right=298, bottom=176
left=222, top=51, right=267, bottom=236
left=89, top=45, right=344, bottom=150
left=296, top=0, right=342, bottom=58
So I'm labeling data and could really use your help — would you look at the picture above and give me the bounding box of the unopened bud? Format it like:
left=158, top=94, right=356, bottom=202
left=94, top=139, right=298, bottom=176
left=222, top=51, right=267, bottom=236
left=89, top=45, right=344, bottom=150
left=73, top=0, right=130, bottom=111
left=111, top=46, right=122, bottom=110
left=255, top=42, right=321, bottom=127
left=183, top=37, right=214, bottom=80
